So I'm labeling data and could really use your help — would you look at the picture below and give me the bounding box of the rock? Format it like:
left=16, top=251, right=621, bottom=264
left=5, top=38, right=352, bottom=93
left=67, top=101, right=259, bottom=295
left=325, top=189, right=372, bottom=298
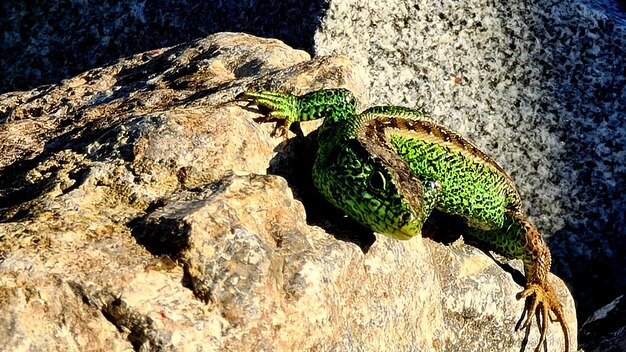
left=0, top=33, right=576, bottom=351
left=580, top=294, right=626, bottom=352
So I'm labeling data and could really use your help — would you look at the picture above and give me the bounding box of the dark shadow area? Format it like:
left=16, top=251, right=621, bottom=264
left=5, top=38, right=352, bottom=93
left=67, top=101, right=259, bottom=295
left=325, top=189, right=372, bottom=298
left=579, top=295, right=626, bottom=352
left=128, top=209, right=192, bottom=257
left=264, top=126, right=377, bottom=253
left=421, top=209, right=466, bottom=245
left=0, top=0, right=329, bottom=94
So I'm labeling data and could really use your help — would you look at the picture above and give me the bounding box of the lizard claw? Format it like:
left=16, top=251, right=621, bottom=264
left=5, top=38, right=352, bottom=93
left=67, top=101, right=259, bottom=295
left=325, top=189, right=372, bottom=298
left=515, top=282, right=570, bottom=352
left=236, top=91, right=297, bottom=139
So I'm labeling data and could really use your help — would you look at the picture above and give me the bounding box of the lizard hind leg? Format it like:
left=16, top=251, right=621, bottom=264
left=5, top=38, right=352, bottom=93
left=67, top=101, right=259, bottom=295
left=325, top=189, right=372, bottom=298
left=514, top=216, right=570, bottom=352
left=466, top=213, right=570, bottom=352
left=516, top=280, right=570, bottom=352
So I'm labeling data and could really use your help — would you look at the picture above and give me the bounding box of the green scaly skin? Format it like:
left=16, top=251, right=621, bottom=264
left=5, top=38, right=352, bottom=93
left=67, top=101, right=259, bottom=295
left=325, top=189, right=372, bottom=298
left=237, top=88, right=570, bottom=352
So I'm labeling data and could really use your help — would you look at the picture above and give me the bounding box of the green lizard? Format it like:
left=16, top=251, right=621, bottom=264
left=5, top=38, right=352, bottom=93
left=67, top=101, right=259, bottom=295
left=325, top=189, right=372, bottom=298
left=237, top=88, right=570, bottom=352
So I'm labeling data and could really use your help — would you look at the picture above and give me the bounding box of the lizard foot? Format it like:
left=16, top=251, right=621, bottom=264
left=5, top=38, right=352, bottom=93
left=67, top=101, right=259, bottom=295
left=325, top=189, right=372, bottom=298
left=235, top=91, right=296, bottom=138
left=516, top=281, right=570, bottom=352
left=253, top=114, right=290, bottom=138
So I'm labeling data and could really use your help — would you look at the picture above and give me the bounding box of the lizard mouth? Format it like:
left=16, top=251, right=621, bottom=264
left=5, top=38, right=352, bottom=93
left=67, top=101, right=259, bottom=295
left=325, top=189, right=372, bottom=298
left=391, top=224, right=421, bottom=240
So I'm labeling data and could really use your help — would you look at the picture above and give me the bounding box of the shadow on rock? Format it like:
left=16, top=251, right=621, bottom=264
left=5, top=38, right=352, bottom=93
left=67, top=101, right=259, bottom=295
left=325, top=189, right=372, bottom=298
left=263, top=127, right=377, bottom=253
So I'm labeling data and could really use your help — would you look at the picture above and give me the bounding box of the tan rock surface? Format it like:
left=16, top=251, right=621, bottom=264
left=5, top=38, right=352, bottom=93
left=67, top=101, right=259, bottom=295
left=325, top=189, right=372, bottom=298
left=0, top=32, right=576, bottom=351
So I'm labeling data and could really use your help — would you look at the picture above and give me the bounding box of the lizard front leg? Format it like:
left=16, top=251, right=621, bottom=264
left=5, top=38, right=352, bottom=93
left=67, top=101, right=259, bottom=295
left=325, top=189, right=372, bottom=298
left=236, top=91, right=299, bottom=137
left=237, top=88, right=359, bottom=137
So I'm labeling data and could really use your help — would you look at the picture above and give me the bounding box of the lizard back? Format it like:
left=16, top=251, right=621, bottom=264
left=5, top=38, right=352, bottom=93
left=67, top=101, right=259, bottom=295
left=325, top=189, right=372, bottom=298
left=358, top=107, right=522, bottom=228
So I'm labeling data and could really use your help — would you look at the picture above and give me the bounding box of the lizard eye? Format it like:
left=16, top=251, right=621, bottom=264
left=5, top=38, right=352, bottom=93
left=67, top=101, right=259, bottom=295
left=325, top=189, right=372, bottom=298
left=369, top=171, right=387, bottom=192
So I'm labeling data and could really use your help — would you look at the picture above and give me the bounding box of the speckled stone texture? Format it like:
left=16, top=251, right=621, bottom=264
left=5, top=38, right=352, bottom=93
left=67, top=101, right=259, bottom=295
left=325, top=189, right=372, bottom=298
left=314, top=0, right=626, bottom=324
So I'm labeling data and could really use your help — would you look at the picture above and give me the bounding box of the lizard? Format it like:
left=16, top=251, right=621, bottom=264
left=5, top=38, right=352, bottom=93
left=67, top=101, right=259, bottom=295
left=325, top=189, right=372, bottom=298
left=236, top=88, right=570, bottom=352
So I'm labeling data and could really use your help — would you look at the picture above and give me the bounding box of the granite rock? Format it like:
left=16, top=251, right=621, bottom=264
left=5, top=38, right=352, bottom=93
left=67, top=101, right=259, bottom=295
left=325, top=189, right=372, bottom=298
left=580, top=294, right=626, bottom=351
left=0, top=33, right=576, bottom=351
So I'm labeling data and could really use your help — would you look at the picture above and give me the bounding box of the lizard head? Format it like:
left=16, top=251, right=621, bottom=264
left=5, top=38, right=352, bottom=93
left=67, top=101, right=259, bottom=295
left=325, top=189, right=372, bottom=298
left=314, top=140, right=426, bottom=241
left=353, top=166, right=425, bottom=240
left=341, top=164, right=424, bottom=240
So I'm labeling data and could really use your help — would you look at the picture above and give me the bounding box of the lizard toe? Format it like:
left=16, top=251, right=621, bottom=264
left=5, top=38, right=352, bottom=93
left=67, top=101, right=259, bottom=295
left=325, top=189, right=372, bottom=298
left=516, top=281, right=570, bottom=352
